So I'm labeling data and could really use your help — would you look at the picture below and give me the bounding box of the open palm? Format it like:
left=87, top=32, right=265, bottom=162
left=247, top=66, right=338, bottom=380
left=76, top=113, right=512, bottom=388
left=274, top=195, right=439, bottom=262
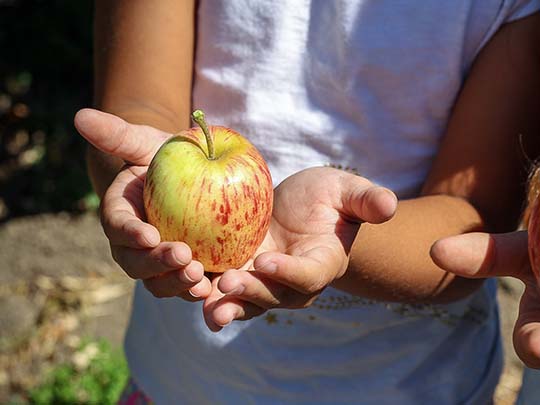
left=204, top=167, right=397, bottom=331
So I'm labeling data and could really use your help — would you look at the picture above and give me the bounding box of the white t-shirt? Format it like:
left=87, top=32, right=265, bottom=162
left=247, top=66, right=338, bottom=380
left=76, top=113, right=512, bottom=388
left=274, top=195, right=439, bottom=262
left=124, top=1, right=540, bottom=404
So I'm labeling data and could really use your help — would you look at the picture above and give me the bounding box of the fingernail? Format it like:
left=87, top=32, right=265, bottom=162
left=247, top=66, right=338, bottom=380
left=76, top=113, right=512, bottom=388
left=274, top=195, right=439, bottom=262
left=226, top=284, right=245, bottom=296
left=257, top=261, right=277, bottom=274
left=183, top=269, right=196, bottom=283
left=171, top=247, right=188, bottom=266
left=188, top=289, right=200, bottom=298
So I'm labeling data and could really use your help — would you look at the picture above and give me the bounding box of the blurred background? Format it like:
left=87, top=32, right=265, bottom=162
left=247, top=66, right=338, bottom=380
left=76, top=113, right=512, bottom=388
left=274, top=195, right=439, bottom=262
left=0, top=1, right=133, bottom=403
left=0, top=0, right=528, bottom=404
left=0, top=0, right=95, bottom=219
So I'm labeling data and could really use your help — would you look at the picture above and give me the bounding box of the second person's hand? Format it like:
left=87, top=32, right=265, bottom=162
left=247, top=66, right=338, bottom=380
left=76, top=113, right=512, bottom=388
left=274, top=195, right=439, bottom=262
left=431, top=231, right=540, bottom=368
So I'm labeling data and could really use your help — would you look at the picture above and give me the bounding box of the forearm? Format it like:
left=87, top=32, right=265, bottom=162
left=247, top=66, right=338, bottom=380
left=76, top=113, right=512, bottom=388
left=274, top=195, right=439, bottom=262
left=333, top=195, right=485, bottom=303
left=88, top=0, right=195, bottom=197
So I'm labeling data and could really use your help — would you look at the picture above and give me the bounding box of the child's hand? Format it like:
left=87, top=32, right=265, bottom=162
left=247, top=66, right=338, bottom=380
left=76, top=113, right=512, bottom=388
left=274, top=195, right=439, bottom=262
left=203, top=167, right=397, bottom=331
left=431, top=231, right=540, bottom=368
left=75, top=109, right=212, bottom=300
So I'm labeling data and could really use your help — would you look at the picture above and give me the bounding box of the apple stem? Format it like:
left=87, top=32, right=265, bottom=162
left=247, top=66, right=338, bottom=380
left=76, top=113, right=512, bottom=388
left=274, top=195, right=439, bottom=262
left=192, top=109, right=215, bottom=160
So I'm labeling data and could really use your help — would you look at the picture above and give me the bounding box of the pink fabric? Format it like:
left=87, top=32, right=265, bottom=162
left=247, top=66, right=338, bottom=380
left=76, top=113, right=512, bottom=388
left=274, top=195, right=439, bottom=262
left=118, top=378, right=153, bottom=405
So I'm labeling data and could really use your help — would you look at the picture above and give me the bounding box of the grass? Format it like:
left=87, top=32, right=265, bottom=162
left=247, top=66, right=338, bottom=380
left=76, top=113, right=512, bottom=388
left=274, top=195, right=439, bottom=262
left=28, top=339, right=129, bottom=405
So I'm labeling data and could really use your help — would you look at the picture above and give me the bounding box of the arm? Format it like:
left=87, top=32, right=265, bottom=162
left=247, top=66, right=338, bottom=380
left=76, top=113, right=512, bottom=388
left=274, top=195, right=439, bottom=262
left=203, top=13, right=540, bottom=330
left=88, top=0, right=195, bottom=197
left=334, top=12, right=540, bottom=303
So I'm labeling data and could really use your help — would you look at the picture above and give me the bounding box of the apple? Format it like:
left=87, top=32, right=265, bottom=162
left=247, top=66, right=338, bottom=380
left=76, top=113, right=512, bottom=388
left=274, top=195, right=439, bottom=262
left=143, top=110, right=273, bottom=272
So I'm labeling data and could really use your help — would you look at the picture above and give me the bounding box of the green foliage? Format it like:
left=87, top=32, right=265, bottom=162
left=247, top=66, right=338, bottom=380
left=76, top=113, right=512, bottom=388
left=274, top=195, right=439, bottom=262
left=0, top=0, right=96, bottom=219
left=28, top=340, right=129, bottom=405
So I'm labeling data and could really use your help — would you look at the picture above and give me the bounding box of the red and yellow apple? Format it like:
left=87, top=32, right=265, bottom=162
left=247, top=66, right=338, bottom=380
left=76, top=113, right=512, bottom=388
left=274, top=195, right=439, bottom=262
left=143, top=110, right=273, bottom=272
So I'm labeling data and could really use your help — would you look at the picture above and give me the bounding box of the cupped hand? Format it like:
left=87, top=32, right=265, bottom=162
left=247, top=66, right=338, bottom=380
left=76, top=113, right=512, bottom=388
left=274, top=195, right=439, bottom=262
left=203, top=167, right=397, bottom=331
left=75, top=108, right=211, bottom=300
left=431, top=231, right=540, bottom=368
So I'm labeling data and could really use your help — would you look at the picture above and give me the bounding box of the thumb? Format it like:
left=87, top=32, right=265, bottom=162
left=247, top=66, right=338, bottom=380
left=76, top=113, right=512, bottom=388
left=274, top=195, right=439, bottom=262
left=339, top=175, right=397, bottom=224
left=74, top=108, right=170, bottom=166
left=430, top=231, right=530, bottom=280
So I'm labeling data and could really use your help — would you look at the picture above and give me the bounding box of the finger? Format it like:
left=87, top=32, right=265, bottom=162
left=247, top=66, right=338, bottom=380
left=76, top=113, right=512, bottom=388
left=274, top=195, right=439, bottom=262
left=172, top=276, right=213, bottom=302
left=218, top=270, right=318, bottom=309
left=74, top=108, right=169, bottom=165
left=186, top=277, right=213, bottom=300
left=143, top=261, right=206, bottom=298
left=513, top=285, right=540, bottom=368
left=253, top=248, right=339, bottom=295
left=103, top=212, right=160, bottom=249
left=101, top=168, right=160, bottom=248
left=338, top=175, right=397, bottom=224
left=210, top=297, right=266, bottom=327
left=430, top=231, right=531, bottom=280
left=203, top=276, right=226, bottom=332
left=112, top=241, right=193, bottom=280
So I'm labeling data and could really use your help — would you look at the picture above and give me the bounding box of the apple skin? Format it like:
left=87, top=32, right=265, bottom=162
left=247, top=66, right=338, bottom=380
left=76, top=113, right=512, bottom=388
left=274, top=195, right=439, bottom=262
left=143, top=125, right=273, bottom=273
left=528, top=194, right=540, bottom=283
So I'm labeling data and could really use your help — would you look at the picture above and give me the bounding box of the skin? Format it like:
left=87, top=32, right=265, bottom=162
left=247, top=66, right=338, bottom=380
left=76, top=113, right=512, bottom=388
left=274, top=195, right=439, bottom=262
left=88, top=0, right=206, bottom=301
left=84, top=1, right=540, bottom=332
left=431, top=231, right=540, bottom=368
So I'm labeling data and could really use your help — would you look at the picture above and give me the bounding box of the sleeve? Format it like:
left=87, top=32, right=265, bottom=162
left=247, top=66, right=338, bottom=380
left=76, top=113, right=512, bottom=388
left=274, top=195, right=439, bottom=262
left=504, top=0, right=540, bottom=22
left=468, top=0, right=540, bottom=65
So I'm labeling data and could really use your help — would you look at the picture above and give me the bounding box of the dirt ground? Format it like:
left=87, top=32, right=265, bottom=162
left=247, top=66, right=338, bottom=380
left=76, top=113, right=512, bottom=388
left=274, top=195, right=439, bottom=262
left=0, top=212, right=527, bottom=404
